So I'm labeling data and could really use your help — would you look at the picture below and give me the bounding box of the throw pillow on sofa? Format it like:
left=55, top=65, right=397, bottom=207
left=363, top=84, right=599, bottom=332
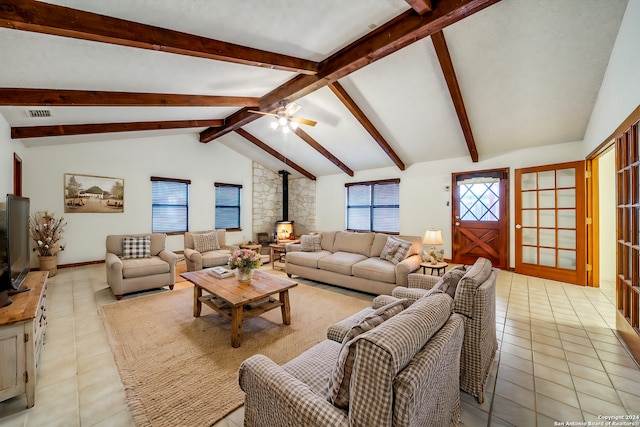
left=193, top=232, right=220, bottom=253
left=329, top=298, right=411, bottom=409
left=430, top=266, right=466, bottom=299
left=300, top=234, right=322, bottom=252
left=122, top=236, right=151, bottom=259
left=380, top=236, right=412, bottom=264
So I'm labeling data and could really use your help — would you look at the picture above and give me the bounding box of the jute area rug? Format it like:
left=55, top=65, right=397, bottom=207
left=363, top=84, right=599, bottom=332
left=98, top=279, right=372, bottom=427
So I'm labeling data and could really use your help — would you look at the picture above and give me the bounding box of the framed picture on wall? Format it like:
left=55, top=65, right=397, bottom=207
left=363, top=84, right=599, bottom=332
left=64, top=173, right=124, bottom=213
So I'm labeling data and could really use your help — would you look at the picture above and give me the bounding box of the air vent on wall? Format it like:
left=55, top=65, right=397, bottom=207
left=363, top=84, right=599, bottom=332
left=26, top=109, right=51, bottom=118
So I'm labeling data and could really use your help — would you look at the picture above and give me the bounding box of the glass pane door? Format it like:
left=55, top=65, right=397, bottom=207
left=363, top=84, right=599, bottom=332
left=515, top=161, right=586, bottom=285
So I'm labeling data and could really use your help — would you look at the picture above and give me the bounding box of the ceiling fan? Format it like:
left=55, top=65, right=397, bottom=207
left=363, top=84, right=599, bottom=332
left=249, top=100, right=317, bottom=132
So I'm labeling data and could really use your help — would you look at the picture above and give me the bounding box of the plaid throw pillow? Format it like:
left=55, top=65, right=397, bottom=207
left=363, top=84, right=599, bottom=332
left=122, top=236, right=151, bottom=259
left=439, top=266, right=466, bottom=298
left=380, top=236, right=412, bottom=264
left=328, top=298, right=411, bottom=409
left=300, top=234, right=322, bottom=252
left=192, top=232, right=220, bottom=253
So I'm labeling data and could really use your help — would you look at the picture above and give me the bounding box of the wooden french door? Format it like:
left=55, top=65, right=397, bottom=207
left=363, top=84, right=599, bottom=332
left=614, top=111, right=640, bottom=361
left=515, top=161, right=586, bottom=285
left=452, top=169, right=509, bottom=269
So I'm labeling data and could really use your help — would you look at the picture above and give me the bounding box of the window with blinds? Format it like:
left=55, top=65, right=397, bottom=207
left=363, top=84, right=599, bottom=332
left=151, top=177, right=190, bottom=233
left=215, top=183, right=241, bottom=230
left=346, top=179, right=400, bottom=233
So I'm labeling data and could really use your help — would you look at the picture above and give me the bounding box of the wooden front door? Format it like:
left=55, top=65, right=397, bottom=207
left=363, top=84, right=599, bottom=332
left=452, top=169, right=509, bottom=269
left=13, top=153, right=22, bottom=196
left=514, top=161, right=586, bottom=285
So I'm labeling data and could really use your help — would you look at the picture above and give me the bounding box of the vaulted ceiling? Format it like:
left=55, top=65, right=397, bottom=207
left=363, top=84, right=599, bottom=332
left=0, top=0, right=629, bottom=179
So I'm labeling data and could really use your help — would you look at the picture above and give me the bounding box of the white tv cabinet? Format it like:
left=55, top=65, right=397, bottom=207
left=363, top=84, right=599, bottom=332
left=0, top=271, right=48, bottom=408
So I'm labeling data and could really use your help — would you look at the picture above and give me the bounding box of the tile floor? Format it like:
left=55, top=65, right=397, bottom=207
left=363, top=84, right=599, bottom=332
left=0, top=263, right=638, bottom=426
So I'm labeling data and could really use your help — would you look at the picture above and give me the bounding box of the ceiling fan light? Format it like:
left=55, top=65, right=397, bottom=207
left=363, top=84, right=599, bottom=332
left=270, top=120, right=279, bottom=130
left=282, top=125, right=290, bottom=133
left=289, top=121, right=298, bottom=130
left=278, top=116, right=288, bottom=126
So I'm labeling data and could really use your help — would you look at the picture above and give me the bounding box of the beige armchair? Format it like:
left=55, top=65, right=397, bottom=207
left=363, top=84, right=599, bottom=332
left=183, top=229, right=238, bottom=271
left=392, top=257, right=498, bottom=404
left=105, top=233, right=178, bottom=300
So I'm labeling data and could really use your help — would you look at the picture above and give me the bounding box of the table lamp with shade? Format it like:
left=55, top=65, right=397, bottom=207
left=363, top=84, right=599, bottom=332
left=423, top=229, right=443, bottom=265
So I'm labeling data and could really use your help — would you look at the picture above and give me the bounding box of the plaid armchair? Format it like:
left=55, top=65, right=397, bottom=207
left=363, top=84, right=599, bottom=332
left=239, top=293, right=464, bottom=427
left=393, top=257, right=498, bottom=404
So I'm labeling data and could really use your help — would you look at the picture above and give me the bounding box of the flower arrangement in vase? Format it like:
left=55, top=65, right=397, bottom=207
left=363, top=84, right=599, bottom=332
left=29, top=212, right=66, bottom=276
left=228, top=248, right=262, bottom=283
left=428, top=248, right=445, bottom=264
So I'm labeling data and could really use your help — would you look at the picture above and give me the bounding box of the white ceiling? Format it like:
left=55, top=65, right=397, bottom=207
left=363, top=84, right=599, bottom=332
left=0, top=0, right=629, bottom=178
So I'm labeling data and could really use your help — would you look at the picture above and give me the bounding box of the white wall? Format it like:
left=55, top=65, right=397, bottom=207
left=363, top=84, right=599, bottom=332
left=598, top=148, right=616, bottom=282
left=583, top=0, right=640, bottom=155
left=22, top=133, right=253, bottom=265
left=0, top=116, right=26, bottom=198
left=317, top=140, right=584, bottom=268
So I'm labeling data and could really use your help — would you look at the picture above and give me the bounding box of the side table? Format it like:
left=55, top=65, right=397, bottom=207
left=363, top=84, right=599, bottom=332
left=269, top=243, right=287, bottom=271
left=420, top=261, right=448, bottom=276
left=240, top=243, right=262, bottom=253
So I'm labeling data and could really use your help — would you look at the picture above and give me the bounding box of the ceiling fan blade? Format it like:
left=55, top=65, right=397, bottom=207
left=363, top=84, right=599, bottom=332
left=291, top=117, right=317, bottom=127
left=284, top=102, right=301, bottom=116
left=248, top=110, right=277, bottom=117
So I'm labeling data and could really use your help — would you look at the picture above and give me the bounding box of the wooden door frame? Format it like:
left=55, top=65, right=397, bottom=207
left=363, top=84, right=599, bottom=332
left=13, top=153, right=22, bottom=196
left=586, top=157, right=598, bottom=288
left=586, top=142, right=616, bottom=288
left=451, top=167, right=510, bottom=269
left=591, top=104, right=640, bottom=364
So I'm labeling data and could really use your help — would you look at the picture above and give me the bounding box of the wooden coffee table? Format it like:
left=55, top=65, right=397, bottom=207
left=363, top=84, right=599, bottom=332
left=180, top=269, right=298, bottom=347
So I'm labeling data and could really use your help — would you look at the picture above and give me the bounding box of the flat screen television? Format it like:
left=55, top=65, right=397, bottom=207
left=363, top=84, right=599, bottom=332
left=0, top=194, right=31, bottom=307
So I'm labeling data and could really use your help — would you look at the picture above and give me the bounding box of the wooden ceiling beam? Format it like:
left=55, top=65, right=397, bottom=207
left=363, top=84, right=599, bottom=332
left=293, top=128, right=354, bottom=177
left=11, top=119, right=224, bottom=139
left=405, top=0, right=432, bottom=15
left=234, top=129, right=316, bottom=181
left=200, top=75, right=327, bottom=142
left=0, top=88, right=258, bottom=107
left=200, top=0, right=499, bottom=142
left=328, top=82, right=405, bottom=171
left=317, top=0, right=498, bottom=83
left=431, top=30, right=479, bottom=162
left=0, top=0, right=318, bottom=74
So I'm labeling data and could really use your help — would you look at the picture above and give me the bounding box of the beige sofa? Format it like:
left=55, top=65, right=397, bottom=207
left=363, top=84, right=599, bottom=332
left=183, top=229, right=239, bottom=271
left=105, top=233, right=178, bottom=300
left=285, top=231, right=422, bottom=295
left=239, top=292, right=464, bottom=427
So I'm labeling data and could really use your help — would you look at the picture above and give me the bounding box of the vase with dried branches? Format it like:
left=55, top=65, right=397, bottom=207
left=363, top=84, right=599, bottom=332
left=29, top=212, right=66, bottom=276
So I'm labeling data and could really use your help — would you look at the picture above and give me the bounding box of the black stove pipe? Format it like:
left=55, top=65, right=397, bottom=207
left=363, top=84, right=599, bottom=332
left=278, top=170, right=290, bottom=221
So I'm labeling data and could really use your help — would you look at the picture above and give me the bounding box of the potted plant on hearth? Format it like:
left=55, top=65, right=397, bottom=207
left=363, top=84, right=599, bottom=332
left=29, top=211, right=66, bottom=277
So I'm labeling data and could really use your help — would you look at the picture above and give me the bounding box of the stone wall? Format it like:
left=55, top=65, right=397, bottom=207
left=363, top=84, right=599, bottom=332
left=251, top=162, right=316, bottom=241
left=252, top=162, right=281, bottom=241
left=289, top=177, right=316, bottom=236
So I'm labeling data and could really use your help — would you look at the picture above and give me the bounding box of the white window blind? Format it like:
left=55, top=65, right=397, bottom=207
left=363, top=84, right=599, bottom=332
left=346, top=179, right=400, bottom=233
left=215, top=183, right=241, bottom=230
left=151, top=177, right=189, bottom=233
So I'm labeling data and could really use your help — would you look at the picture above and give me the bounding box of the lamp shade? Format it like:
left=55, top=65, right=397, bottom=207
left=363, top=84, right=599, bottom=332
left=423, top=229, right=443, bottom=245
